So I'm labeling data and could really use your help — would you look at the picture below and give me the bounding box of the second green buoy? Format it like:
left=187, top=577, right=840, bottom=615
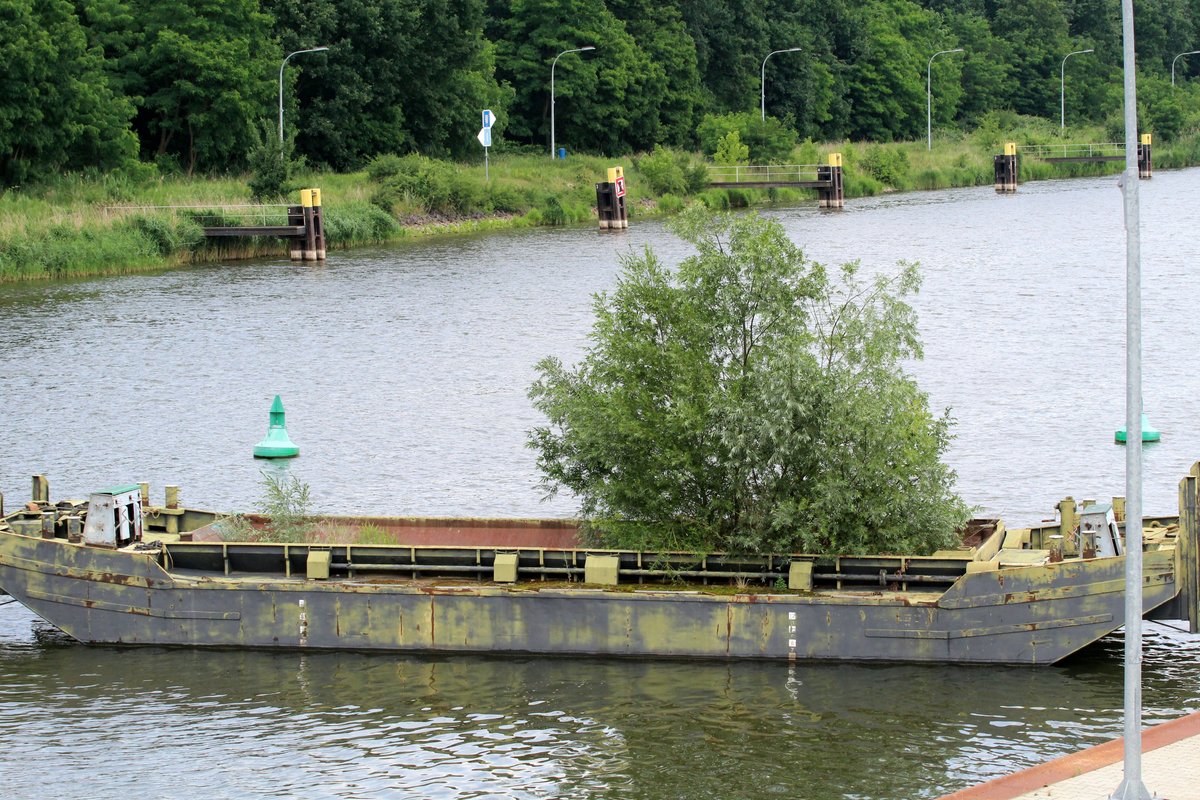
left=1115, top=413, right=1161, bottom=444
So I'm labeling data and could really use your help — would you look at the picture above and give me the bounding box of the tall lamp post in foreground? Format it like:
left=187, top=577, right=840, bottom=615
left=1113, top=0, right=1150, bottom=796
left=927, top=48, right=963, bottom=150
left=1172, top=50, right=1200, bottom=86
left=550, top=46, right=596, bottom=159
left=761, top=47, right=802, bottom=121
left=1060, top=48, right=1094, bottom=130
left=279, top=47, right=329, bottom=144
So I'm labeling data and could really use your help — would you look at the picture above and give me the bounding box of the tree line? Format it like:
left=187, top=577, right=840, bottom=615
left=4, top=0, right=1200, bottom=186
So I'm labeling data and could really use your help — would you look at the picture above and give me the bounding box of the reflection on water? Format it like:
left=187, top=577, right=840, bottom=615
left=2, top=172, right=1200, bottom=798
left=0, top=605, right=1197, bottom=800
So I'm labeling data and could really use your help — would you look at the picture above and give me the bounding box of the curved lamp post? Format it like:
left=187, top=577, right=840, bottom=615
left=1172, top=50, right=1200, bottom=86
left=927, top=48, right=964, bottom=150
left=279, top=47, right=329, bottom=144
left=761, top=47, right=802, bottom=121
left=550, top=46, right=596, bottom=159
left=1060, top=48, right=1094, bottom=130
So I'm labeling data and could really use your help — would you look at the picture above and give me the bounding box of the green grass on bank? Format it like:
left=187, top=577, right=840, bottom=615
left=3, top=119, right=1199, bottom=284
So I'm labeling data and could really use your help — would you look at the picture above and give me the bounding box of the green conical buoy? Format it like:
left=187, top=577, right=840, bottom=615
left=253, top=395, right=300, bottom=458
left=1115, top=412, right=1161, bottom=444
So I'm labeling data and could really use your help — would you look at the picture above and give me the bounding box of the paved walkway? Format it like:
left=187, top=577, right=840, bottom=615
left=938, top=711, right=1200, bottom=800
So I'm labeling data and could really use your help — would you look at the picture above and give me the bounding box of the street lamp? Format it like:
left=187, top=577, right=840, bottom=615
left=550, top=46, right=596, bottom=159
left=279, top=47, right=329, bottom=144
left=761, top=47, right=802, bottom=121
left=1060, top=48, right=1094, bottom=130
left=1172, top=50, right=1200, bottom=86
left=927, top=48, right=964, bottom=150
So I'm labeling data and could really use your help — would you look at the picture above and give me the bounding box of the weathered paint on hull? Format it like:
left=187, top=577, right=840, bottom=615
left=0, top=533, right=1178, bottom=664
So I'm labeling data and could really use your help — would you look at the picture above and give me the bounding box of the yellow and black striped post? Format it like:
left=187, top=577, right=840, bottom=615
left=300, top=189, right=318, bottom=261
left=817, top=153, right=844, bottom=209
left=610, top=166, right=628, bottom=229
left=288, top=197, right=305, bottom=260
left=994, top=142, right=1018, bottom=193
left=311, top=188, right=326, bottom=260
left=1138, top=133, right=1152, bottom=179
left=595, top=166, right=629, bottom=231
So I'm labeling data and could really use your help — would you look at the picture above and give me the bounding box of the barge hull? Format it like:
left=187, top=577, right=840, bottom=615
left=0, top=532, right=1178, bottom=664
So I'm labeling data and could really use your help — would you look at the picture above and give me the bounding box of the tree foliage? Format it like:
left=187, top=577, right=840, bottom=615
left=697, top=112, right=796, bottom=163
left=267, top=0, right=508, bottom=170
left=0, top=0, right=137, bottom=185
left=528, top=207, right=971, bottom=556
left=488, top=0, right=662, bottom=154
left=79, top=0, right=278, bottom=174
left=7, top=0, right=1200, bottom=183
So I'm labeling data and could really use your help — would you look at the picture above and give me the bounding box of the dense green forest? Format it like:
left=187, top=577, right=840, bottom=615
left=3, top=0, right=1200, bottom=186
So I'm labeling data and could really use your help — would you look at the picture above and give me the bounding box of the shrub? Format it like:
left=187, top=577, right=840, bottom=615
left=323, top=202, right=401, bottom=246
left=259, top=471, right=314, bottom=543
left=528, top=207, right=970, bottom=556
left=636, top=146, right=688, bottom=195
left=698, top=113, right=797, bottom=164
left=656, top=194, right=685, bottom=214
left=634, top=146, right=711, bottom=197
left=538, top=196, right=568, bottom=225
left=366, top=153, right=407, bottom=181
left=860, top=146, right=910, bottom=188
left=246, top=120, right=304, bottom=202
left=714, top=130, right=750, bottom=166
left=368, top=153, right=488, bottom=217
left=127, top=214, right=204, bottom=257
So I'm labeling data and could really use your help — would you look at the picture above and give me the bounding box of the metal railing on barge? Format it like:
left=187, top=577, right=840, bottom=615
left=161, top=540, right=972, bottom=591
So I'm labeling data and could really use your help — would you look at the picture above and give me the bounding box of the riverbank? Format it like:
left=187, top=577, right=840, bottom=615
left=3, top=121, right=1198, bottom=284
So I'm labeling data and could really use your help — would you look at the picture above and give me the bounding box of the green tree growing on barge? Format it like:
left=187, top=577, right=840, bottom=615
left=528, top=207, right=971, bottom=556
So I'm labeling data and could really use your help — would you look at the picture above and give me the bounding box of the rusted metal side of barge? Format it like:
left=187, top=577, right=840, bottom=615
left=0, top=529, right=1181, bottom=664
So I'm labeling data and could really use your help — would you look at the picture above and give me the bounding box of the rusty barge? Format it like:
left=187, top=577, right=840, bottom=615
left=1, top=469, right=1198, bottom=665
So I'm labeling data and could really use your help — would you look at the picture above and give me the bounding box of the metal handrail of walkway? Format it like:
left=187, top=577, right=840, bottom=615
left=104, top=203, right=293, bottom=228
left=707, top=163, right=828, bottom=186
left=1019, top=142, right=1125, bottom=160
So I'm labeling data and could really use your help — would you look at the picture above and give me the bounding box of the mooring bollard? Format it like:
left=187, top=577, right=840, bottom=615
left=994, top=142, right=1018, bottom=193
left=288, top=198, right=304, bottom=261
left=312, top=188, right=326, bottom=260
left=31, top=475, right=49, bottom=505
left=595, top=166, right=629, bottom=231
left=595, top=181, right=614, bottom=230
left=1138, top=133, right=1152, bottom=179
left=817, top=153, right=844, bottom=209
left=300, top=189, right=318, bottom=261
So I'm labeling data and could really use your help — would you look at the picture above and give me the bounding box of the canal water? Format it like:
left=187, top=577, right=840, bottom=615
left=2, top=170, right=1200, bottom=798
